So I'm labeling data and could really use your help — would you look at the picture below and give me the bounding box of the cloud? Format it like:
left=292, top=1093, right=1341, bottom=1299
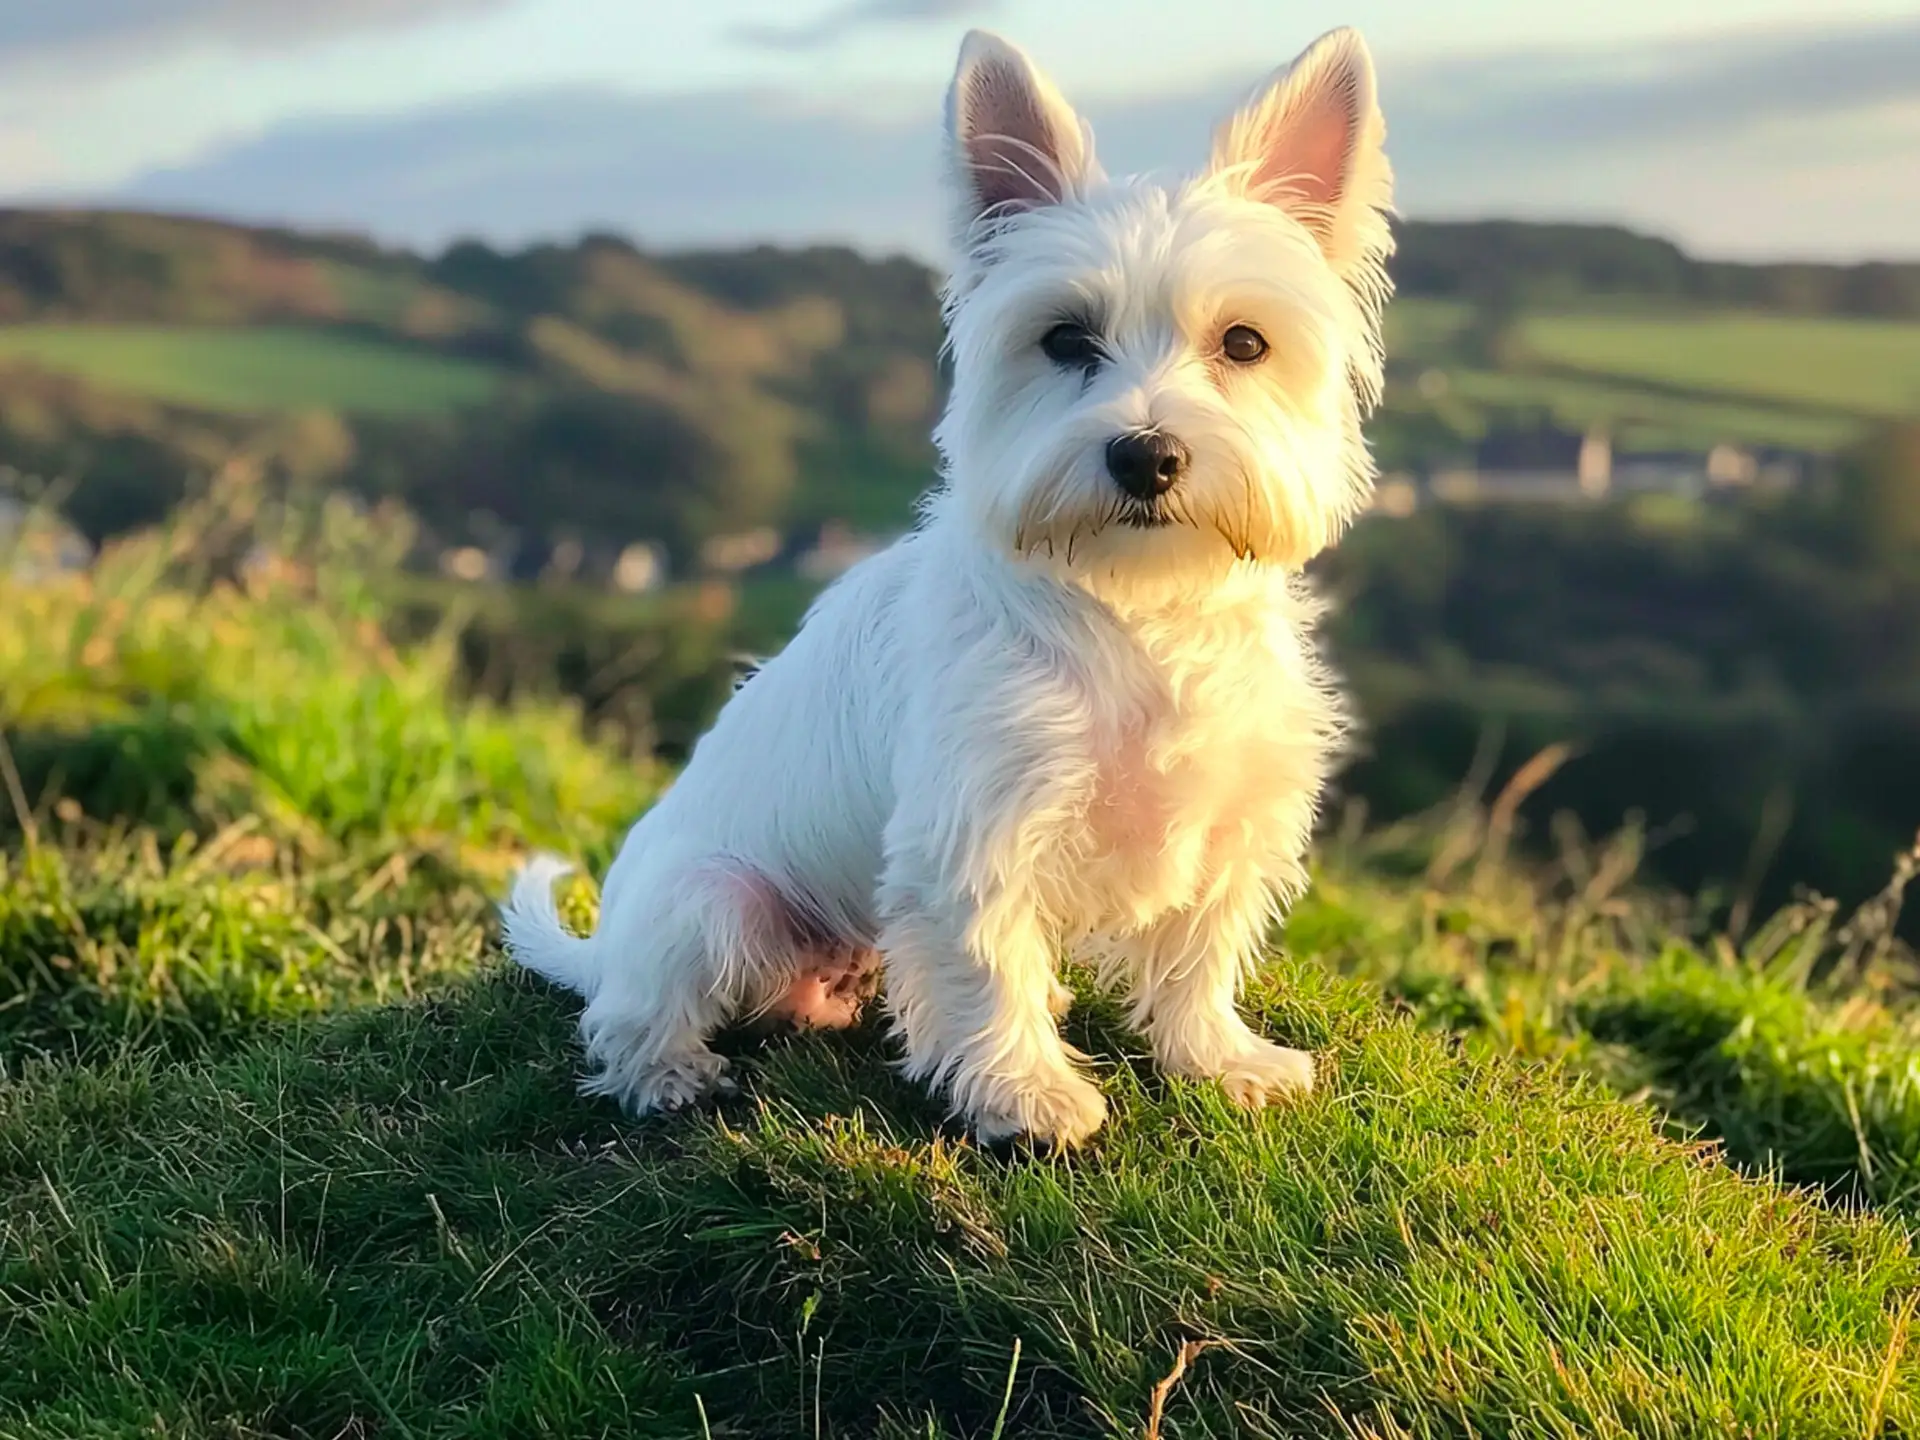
left=733, top=0, right=994, bottom=53
left=115, top=88, right=943, bottom=256
left=1395, top=16, right=1920, bottom=152
left=0, top=0, right=512, bottom=64
left=102, top=16, right=1920, bottom=262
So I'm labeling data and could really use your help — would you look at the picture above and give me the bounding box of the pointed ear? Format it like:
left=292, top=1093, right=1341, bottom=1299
left=1208, top=27, right=1393, bottom=284
left=945, top=30, right=1095, bottom=259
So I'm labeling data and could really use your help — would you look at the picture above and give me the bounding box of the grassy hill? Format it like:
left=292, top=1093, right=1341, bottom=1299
left=1519, top=312, right=1920, bottom=422
left=4, top=486, right=1919, bottom=1437
left=0, top=322, right=504, bottom=415
left=1380, top=296, right=1920, bottom=453
left=1, top=208, right=1918, bottom=561
left=0, top=208, right=947, bottom=556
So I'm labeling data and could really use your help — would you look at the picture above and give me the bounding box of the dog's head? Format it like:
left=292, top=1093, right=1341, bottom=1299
left=933, top=28, right=1393, bottom=591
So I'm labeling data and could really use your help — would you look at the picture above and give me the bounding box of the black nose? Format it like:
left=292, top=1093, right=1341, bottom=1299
left=1105, top=431, right=1190, bottom=500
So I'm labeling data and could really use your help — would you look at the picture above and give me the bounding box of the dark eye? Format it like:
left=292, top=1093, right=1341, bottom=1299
left=1041, top=321, right=1101, bottom=368
left=1222, top=324, right=1268, bottom=364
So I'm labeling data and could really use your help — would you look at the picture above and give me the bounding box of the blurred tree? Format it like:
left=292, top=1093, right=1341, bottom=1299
left=1831, top=422, right=1920, bottom=563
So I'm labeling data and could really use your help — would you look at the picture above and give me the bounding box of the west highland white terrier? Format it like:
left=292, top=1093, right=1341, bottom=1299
left=503, top=24, right=1394, bottom=1147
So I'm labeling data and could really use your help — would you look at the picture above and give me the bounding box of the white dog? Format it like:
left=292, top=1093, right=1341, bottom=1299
left=503, top=24, right=1393, bottom=1147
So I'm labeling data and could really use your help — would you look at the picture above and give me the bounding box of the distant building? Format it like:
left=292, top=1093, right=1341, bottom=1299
left=796, top=521, right=892, bottom=580
left=1706, top=443, right=1757, bottom=487
left=1424, top=424, right=1812, bottom=509
left=1578, top=430, right=1612, bottom=496
left=1370, top=475, right=1420, bottom=517
left=439, top=545, right=494, bottom=582
left=1431, top=468, right=1589, bottom=505
left=700, top=527, right=782, bottom=575
left=612, top=541, right=666, bottom=594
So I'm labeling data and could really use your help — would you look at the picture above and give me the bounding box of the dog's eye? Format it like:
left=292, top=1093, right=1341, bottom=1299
left=1040, top=322, right=1101, bottom=368
left=1221, top=324, right=1268, bottom=364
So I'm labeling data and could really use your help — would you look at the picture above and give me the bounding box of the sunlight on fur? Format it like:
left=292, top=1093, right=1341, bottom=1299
left=502, top=23, right=1395, bottom=1147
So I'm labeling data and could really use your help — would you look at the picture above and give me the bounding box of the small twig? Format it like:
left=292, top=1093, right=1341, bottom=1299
left=1474, top=741, right=1576, bottom=890
left=0, top=729, right=37, bottom=852
left=1145, top=1339, right=1228, bottom=1440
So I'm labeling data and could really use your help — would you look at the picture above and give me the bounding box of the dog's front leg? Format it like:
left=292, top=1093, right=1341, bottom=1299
left=1120, top=860, right=1315, bottom=1108
left=878, top=852, right=1106, bottom=1148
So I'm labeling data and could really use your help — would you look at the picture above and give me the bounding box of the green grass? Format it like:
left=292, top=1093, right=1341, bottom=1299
left=1521, top=312, right=1920, bottom=421
left=0, top=322, right=504, bottom=415
left=1383, top=297, right=1475, bottom=367
left=1435, top=365, right=1862, bottom=452
left=4, top=490, right=1920, bottom=1435
left=6, top=929, right=1918, bottom=1437
left=1380, top=302, right=1920, bottom=453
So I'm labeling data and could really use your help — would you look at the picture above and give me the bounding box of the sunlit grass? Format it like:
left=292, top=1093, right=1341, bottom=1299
left=2, top=486, right=1919, bottom=1434
left=1521, top=311, right=1920, bottom=420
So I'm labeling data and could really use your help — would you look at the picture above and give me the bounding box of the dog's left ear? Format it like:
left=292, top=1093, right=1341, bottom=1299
left=1208, top=27, right=1393, bottom=287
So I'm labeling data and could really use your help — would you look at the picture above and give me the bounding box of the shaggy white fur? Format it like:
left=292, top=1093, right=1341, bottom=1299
left=502, top=24, right=1395, bottom=1147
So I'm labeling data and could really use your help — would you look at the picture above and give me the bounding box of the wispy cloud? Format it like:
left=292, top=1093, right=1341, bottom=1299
left=0, top=0, right=512, bottom=64
left=100, top=15, right=1920, bottom=262
left=1395, top=16, right=1920, bottom=151
left=733, top=0, right=994, bottom=54
left=115, top=87, right=941, bottom=254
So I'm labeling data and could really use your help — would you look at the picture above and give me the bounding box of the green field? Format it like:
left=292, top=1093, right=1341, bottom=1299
left=0, top=322, right=504, bottom=415
left=1521, top=312, right=1920, bottom=420
left=3, top=489, right=1920, bottom=1435
left=1439, top=364, right=1861, bottom=450
left=1382, top=296, right=1474, bottom=366
left=1378, top=301, right=1920, bottom=451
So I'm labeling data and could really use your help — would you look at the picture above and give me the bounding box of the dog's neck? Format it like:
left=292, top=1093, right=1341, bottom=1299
left=952, top=522, right=1314, bottom=636
left=1064, top=554, right=1298, bottom=623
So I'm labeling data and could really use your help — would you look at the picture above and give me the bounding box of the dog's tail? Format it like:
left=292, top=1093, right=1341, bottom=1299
left=500, top=854, right=599, bottom=996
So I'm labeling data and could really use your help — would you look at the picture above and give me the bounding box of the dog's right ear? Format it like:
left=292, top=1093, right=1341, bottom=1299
left=945, top=31, right=1094, bottom=261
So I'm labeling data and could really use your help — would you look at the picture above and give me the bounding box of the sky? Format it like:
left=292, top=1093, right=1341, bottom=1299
left=2, top=0, right=1917, bottom=262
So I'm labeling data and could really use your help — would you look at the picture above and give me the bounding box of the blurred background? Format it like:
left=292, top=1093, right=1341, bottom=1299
left=1, top=0, right=1917, bottom=925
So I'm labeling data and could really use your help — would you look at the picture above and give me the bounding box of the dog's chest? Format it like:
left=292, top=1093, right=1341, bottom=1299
left=1072, top=614, right=1328, bottom=923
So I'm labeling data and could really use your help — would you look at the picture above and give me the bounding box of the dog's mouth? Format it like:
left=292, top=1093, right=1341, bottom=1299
left=1118, top=499, right=1174, bottom=529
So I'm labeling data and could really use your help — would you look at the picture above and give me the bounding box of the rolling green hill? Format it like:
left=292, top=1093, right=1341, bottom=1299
left=1519, top=311, right=1920, bottom=421
left=1, top=208, right=1918, bottom=561
left=0, top=322, right=504, bottom=415
left=0, top=209, right=946, bottom=556
left=1380, top=296, right=1920, bottom=453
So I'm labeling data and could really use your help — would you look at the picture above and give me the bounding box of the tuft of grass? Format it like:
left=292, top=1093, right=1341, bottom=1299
left=0, top=322, right=504, bottom=415
left=1, top=479, right=659, bottom=854
left=0, top=827, right=494, bottom=1060
left=1304, top=793, right=1920, bottom=1228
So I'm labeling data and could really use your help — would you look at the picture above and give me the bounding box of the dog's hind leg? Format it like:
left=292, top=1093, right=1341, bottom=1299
left=575, top=859, right=793, bottom=1113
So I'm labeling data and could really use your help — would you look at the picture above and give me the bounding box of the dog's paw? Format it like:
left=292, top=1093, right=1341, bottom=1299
left=971, top=1069, right=1108, bottom=1150
left=584, top=1047, right=731, bottom=1115
left=1211, top=1040, right=1315, bottom=1109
